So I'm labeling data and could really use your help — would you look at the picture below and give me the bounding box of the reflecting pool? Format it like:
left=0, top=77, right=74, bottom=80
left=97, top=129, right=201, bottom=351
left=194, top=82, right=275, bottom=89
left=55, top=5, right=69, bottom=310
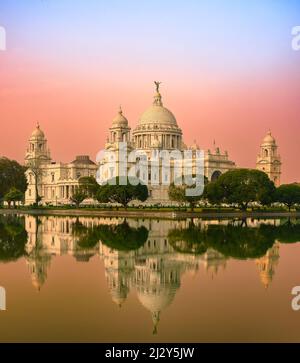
left=0, top=214, right=300, bottom=342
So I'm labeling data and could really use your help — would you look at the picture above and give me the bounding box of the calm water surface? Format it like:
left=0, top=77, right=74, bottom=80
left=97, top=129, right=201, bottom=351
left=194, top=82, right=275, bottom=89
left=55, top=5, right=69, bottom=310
left=0, top=214, right=300, bottom=342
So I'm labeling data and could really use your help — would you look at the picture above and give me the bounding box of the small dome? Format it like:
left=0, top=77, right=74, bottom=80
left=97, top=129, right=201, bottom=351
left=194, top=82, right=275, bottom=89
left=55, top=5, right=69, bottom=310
left=112, top=107, right=128, bottom=127
left=263, top=131, right=275, bottom=144
left=190, top=140, right=200, bottom=150
left=31, top=124, right=45, bottom=139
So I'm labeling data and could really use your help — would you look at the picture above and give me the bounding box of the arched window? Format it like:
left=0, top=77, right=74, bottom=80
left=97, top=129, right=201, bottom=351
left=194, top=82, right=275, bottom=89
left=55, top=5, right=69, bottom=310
left=211, top=170, right=222, bottom=182
left=264, top=149, right=269, bottom=157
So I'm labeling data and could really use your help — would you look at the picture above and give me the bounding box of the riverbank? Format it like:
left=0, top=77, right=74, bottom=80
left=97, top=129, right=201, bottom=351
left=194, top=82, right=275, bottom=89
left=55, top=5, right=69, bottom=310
left=1, top=208, right=300, bottom=219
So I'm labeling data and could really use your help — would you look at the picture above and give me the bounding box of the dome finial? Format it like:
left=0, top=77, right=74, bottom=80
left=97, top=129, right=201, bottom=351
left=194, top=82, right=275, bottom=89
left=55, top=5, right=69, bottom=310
left=37, top=121, right=40, bottom=129
left=119, top=105, right=123, bottom=115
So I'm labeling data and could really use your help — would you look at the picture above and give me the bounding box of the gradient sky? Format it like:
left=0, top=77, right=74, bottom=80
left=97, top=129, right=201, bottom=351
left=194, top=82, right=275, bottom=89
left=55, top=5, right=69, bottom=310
left=0, top=0, right=299, bottom=182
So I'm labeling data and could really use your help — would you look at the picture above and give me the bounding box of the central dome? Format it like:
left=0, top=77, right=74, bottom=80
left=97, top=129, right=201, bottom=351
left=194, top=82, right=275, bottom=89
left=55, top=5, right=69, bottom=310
left=133, top=84, right=183, bottom=151
left=139, top=104, right=177, bottom=127
left=138, top=90, right=178, bottom=127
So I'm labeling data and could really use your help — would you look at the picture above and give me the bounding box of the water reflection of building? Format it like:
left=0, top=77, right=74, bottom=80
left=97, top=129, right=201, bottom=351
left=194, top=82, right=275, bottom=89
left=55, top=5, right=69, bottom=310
left=255, top=242, right=280, bottom=289
left=25, top=215, right=101, bottom=289
left=23, top=216, right=282, bottom=331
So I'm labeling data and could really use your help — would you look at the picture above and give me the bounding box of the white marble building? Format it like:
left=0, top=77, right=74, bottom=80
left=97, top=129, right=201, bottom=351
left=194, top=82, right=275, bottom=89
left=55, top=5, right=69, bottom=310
left=24, top=83, right=281, bottom=205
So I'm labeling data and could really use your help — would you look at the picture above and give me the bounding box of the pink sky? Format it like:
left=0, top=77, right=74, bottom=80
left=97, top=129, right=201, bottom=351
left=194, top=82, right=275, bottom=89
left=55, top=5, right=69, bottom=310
left=0, top=1, right=299, bottom=183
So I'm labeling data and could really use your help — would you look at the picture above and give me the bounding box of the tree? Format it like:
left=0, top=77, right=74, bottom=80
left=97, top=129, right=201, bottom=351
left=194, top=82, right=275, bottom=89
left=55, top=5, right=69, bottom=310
left=205, top=169, right=276, bottom=210
left=0, top=157, right=27, bottom=204
left=204, top=181, right=224, bottom=206
left=78, top=176, right=99, bottom=198
left=96, top=177, right=148, bottom=208
left=4, top=188, right=24, bottom=208
left=168, top=176, right=208, bottom=212
left=26, top=158, right=44, bottom=206
left=275, top=184, right=300, bottom=211
left=70, top=189, right=87, bottom=207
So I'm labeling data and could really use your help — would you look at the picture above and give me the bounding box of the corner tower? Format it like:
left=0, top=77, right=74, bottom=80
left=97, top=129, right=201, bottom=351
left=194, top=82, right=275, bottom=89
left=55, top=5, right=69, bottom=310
left=25, top=123, right=51, bottom=166
left=256, top=131, right=281, bottom=187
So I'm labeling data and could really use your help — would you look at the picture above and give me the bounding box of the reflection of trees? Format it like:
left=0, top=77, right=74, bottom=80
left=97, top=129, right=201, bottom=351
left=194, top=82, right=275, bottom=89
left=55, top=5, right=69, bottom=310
left=0, top=215, right=27, bottom=261
left=207, top=225, right=274, bottom=259
left=169, top=220, right=300, bottom=260
left=73, top=221, right=148, bottom=251
left=168, top=227, right=208, bottom=255
left=274, top=220, right=300, bottom=244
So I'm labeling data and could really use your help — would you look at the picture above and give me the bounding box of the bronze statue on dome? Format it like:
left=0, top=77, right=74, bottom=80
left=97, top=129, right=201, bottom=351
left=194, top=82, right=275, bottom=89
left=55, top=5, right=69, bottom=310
left=154, top=81, right=161, bottom=93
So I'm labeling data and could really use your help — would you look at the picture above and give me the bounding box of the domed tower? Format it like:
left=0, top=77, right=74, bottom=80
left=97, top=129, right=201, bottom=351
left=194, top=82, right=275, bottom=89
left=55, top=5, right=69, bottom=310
left=132, top=82, right=183, bottom=151
left=26, top=252, right=52, bottom=291
left=99, top=244, right=135, bottom=307
left=256, top=131, right=281, bottom=187
left=25, top=123, right=51, bottom=166
left=108, top=106, right=131, bottom=144
left=98, top=107, right=134, bottom=183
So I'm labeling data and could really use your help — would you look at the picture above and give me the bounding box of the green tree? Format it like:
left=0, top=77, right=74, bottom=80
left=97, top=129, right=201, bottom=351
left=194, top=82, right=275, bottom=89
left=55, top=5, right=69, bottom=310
left=0, top=157, right=27, bottom=204
left=70, top=189, right=87, bottom=207
left=79, top=176, right=99, bottom=198
left=168, top=176, right=207, bottom=212
left=205, top=169, right=276, bottom=210
left=4, top=187, right=24, bottom=208
left=204, top=181, right=224, bottom=206
left=96, top=177, right=148, bottom=209
left=275, top=184, right=300, bottom=211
